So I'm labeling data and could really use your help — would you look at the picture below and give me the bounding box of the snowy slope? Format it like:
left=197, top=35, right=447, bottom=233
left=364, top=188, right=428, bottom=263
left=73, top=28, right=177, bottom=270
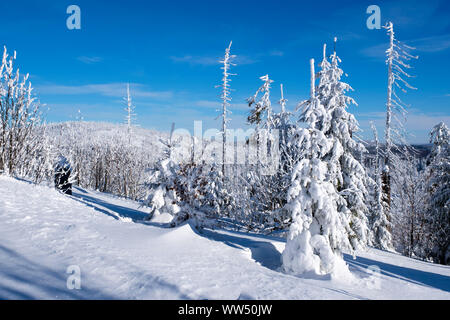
left=0, top=176, right=449, bottom=300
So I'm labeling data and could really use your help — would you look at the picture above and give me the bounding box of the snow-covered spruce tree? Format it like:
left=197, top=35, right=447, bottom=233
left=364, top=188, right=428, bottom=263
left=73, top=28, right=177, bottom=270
left=246, top=74, right=281, bottom=227
left=144, top=123, right=182, bottom=220
left=314, top=40, right=370, bottom=249
left=247, top=74, right=275, bottom=179
left=282, top=59, right=355, bottom=278
left=161, top=134, right=236, bottom=229
left=0, top=46, right=42, bottom=176
left=369, top=122, right=393, bottom=250
left=273, top=84, right=293, bottom=162
left=170, top=159, right=206, bottom=227
left=425, top=122, right=450, bottom=264
left=264, top=84, right=295, bottom=231
left=181, top=160, right=236, bottom=229
left=218, top=41, right=236, bottom=177
left=382, top=22, right=418, bottom=221
left=248, top=74, right=274, bottom=131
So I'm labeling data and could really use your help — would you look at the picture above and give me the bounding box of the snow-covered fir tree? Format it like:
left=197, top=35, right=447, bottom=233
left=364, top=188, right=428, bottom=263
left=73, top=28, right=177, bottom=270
left=314, top=39, right=370, bottom=249
left=272, top=84, right=291, bottom=139
left=369, top=122, right=393, bottom=250
left=172, top=156, right=229, bottom=229
left=144, top=123, right=182, bottom=219
left=267, top=84, right=295, bottom=231
left=246, top=74, right=279, bottom=226
left=282, top=58, right=356, bottom=278
left=247, top=74, right=274, bottom=130
left=247, top=74, right=276, bottom=172
left=425, top=122, right=449, bottom=264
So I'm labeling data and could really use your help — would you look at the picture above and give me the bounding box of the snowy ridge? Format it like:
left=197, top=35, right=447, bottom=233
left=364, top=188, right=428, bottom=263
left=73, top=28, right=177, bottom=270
left=0, top=176, right=449, bottom=299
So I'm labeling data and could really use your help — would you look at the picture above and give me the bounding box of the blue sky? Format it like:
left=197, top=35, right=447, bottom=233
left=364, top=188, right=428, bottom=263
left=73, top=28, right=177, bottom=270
left=1, top=0, right=449, bottom=143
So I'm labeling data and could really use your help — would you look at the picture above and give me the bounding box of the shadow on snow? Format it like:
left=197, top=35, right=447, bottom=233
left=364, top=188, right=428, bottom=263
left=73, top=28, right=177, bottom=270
left=71, top=187, right=148, bottom=222
left=0, top=244, right=116, bottom=299
left=344, top=253, right=450, bottom=292
left=200, top=227, right=283, bottom=271
left=67, top=185, right=449, bottom=293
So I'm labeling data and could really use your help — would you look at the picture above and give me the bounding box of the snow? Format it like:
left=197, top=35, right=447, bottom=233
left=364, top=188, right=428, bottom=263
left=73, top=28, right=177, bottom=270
left=0, top=176, right=449, bottom=299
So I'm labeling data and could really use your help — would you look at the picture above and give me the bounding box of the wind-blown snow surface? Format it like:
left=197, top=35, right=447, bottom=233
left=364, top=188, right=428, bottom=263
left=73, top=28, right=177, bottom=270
left=0, top=176, right=449, bottom=300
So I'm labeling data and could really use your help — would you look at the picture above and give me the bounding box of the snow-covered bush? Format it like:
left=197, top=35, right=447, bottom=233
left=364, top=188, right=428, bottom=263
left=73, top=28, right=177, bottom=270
left=0, top=47, right=43, bottom=177
left=145, top=157, right=181, bottom=218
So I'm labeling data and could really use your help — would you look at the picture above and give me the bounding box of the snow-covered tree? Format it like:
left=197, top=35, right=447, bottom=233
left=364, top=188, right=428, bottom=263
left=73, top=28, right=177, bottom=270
left=181, top=160, right=237, bottom=229
left=273, top=84, right=290, bottom=133
left=124, top=83, right=136, bottom=140
left=272, top=83, right=293, bottom=168
left=17, top=124, right=55, bottom=183
left=144, top=123, right=182, bottom=219
left=271, top=84, right=295, bottom=229
left=425, top=122, right=449, bottom=264
left=247, top=73, right=279, bottom=171
left=369, top=122, right=393, bottom=250
left=218, top=41, right=236, bottom=177
left=0, top=46, right=42, bottom=176
left=282, top=59, right=355, bottom=278
left=247, top=74, right=274, bottom=130
left=382, top=22, right=418, bottom=218
left=391, top=149, right=427, bottom=258
left=428, top=122, right=449, bottom=162
left=314, top=39, right=370, bottom=249
left=246, top=75, right=276, bottom=220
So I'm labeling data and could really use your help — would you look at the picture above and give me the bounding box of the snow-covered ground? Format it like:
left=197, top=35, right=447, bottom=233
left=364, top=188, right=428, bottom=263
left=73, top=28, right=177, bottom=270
left=0, top=176, right=449, bottom=300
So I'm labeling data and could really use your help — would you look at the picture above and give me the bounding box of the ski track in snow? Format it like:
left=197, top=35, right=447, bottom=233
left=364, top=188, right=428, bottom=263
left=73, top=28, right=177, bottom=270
left=0, top=176, right=449, bottom=300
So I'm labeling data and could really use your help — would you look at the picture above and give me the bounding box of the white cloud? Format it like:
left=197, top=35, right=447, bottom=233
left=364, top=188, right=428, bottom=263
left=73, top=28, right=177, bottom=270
left=187, top=100, right=249, bottom=112
left=360, top=43, right=386, bottom=59
left=357, top=109, right=450, bottom=143
left=170, top=55, right=219, bottom=66
left=269, top=50, right=284, bottom=57
left=194, top=100, right=221, bottom=109
left=407, top=34, right=450, bottom=53
left=35, top=83, right=173, bottom=99
left=170, top=54, right=258, bottom=66
left=361, top=34, right=450, bottom=59
left=76, top=56, right=103, bottom=64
